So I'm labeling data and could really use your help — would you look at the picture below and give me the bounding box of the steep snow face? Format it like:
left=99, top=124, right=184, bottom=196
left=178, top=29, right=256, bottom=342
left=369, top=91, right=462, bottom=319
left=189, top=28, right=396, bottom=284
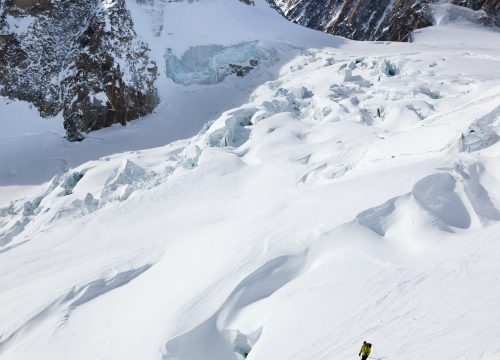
left=271, top=0, right=500, bottom=41
left=1, top=13, right=500, bottom=360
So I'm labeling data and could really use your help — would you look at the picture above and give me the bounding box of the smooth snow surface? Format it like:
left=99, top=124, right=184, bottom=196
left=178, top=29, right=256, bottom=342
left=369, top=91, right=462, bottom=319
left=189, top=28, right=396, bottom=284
left=1, top=1, right=500, bottom=360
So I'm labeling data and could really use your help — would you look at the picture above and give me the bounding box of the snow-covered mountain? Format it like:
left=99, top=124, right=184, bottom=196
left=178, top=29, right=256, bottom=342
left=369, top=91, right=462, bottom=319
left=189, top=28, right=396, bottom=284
left=2, top=0, right=498, bottom=141
left=272, top=0, right=500, bottom=41
left=1, top=1, right=500, bottom=360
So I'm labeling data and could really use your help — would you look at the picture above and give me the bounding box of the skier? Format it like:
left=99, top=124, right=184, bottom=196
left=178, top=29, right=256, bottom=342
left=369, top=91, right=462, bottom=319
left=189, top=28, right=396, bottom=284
left=359, top=341, right=372, bottom=360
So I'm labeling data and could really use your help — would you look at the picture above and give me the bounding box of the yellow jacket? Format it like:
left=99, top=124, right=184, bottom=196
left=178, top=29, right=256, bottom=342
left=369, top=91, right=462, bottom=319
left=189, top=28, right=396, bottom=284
left=359, top=344, right=371, bottom=356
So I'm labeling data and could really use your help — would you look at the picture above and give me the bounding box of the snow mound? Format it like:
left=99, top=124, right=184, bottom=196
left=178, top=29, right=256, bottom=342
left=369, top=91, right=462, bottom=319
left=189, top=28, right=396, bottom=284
left=412, top=173, right=470, bottom=229
left=102, top=159, right=158, bottom=202
left=164, top=255, right=304, bottom=360
left=358, top=162, right=500, bottom=241
left=205, top=108, right=258, bottom=148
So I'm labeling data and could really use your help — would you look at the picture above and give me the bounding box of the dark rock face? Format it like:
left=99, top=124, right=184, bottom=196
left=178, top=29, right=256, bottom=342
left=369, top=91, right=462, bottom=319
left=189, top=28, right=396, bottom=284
left=328, top=0, right=433, bottom=42
left=0, top=0, right=157, bottom=141
left=272, top=0, right=499, bottom=41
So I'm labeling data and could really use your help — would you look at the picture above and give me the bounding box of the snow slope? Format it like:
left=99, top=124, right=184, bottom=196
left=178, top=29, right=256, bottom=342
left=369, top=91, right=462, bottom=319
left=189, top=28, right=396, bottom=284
left=1, top=1, right=500, bottom=360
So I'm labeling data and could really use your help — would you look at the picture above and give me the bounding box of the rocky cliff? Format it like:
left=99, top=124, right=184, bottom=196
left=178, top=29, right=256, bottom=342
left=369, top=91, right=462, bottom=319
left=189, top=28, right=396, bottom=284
left=272, top=0, right=500, bottom=41
left=0, top=0, right=158, bottom=141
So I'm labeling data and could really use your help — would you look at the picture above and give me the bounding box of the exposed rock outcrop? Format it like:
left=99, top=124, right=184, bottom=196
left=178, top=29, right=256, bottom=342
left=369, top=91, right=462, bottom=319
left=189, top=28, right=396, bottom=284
left=272, top=0, right=499, bottom=41
left=0, top=0, right=158, bottom=141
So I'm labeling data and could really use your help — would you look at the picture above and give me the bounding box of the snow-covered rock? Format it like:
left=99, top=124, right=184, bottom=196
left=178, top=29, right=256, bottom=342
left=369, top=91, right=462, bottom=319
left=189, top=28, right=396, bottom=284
left=271, top=0, right=500, bottom=41
left=0, top=0, right=158, bottom=141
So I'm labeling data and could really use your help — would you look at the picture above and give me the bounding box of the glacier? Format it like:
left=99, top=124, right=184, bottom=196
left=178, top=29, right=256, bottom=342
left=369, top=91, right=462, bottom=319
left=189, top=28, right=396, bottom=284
left=165, top=41, right=279, bottom=86
left=0, top=1, right=500, bottom=360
